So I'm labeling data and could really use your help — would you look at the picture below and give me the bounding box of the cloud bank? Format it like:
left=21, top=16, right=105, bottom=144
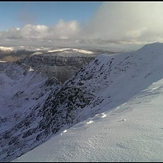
left=90, top=2, right=163, bottom=43
left=1, top=2, right=163, bottom=50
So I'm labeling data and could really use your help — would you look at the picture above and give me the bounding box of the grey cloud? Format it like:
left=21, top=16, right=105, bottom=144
left=46, top=19, right=80, bottom=39
left=85, top=2, right=163, bottom=44
left=0, top=27, right=22, bottom=39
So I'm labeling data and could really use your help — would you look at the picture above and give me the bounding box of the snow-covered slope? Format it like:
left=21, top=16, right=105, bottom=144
left=2, top=42, right=163, bottom=162
left=13, top=77, right=163, bottom=162
left=0, top=62, right=60, bottom=161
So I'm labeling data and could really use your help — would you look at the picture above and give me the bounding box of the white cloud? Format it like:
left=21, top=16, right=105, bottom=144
left=0, top=19, right=80, bottom=41
left=19, top=24, right=48, bottom=39
left=1, top=2, right=163, bottom=50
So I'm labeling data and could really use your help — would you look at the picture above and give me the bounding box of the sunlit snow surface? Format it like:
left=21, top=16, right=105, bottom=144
left=13, top=78, right=163, bottom=162
left=47, top=48, right=94, bottom=54
left=0, top=42, right=162, bottom=162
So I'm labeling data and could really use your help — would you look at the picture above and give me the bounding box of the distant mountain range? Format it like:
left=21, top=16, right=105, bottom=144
left=0, top=46, right=117, bottom=62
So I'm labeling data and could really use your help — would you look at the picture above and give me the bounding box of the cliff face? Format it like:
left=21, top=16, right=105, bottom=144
left=19, top=49, right=96, bottom=83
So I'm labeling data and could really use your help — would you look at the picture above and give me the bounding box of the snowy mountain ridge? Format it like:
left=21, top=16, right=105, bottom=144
left=1, top=42, right=163, bottom=161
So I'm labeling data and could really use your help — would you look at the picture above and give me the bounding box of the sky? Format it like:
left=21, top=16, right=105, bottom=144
left=1, top=1, right=163, bottom=50
left=0, top=2, right=102, bottom=30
